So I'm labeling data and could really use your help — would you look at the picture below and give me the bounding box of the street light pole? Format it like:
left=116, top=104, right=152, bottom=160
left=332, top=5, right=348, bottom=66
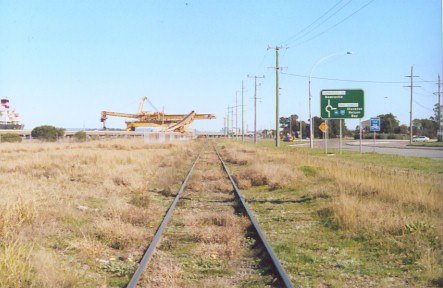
left=308, top=51, right=352, bottom=149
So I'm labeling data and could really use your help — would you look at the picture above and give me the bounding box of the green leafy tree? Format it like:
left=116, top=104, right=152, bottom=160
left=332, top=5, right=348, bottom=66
left=310, top=116, right=324, bottom=138
left=307, top=117, right=349, bottom=138
left=31, top=125, right=65, bottom=142
left=327, top=119, right=350, bottom=138
left=413, top=118, right=438, bottom=138
left=430, top=103, right=440, bottom=122
left=73, top=131, right=87, bottom=142
left=279, top=116, right=290, bottom=135
left=394, top=124, right=409, bottom=134
left=377, top=113, right=400, bottom=134
left=278, top=115, right=309, bottom=138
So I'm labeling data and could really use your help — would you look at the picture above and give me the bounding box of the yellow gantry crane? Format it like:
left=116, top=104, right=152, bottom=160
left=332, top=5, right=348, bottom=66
left=100, top=97, right=215, bottom=132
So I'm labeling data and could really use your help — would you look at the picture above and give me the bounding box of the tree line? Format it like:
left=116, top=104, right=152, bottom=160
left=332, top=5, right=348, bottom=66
left=271, top=104, right=440, bottom=139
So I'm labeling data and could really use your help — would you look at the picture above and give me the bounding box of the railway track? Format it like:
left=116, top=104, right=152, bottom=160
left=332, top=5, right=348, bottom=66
left=127, top=144, right=293, bottom=287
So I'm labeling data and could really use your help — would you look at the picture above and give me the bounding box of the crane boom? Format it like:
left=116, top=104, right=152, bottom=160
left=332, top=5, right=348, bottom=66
left=100, top=97, right=215, bottom=132
left=166, top=111, right=196, bottom=132
left=137, top=97, right=148, bottom=114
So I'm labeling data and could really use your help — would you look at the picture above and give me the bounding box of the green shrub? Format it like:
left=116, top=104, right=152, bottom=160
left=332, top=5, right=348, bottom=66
left=0, top=133, right=22, bottom=143
left=73, top=131, right=87, bottom=142
left=31, top=125, right=65, bottom=142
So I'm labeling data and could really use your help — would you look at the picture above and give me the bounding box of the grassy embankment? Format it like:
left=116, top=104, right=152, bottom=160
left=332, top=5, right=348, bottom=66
left=409, top=142, right=443, bottom=147
left=219, top=139, right=442, bottom=287
left=0, top=139, right=197, bottom=287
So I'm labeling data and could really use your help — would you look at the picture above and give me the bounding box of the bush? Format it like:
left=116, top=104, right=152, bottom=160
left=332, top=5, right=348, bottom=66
left=73, top=131, right=87, bottom=142
left=0, top=133, right=22, bottom=143
left=31, top=125, right=65, bottom=142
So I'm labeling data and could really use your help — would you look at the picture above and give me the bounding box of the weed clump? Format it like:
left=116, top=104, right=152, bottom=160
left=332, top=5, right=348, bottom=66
left=233, top=168, right=268, bottom=189
left=0, top=242, right=38, bottom=287
left=129, top=194, right=150, bottom=208
left=0, top=133, right=22, bottom=143
left=300, top=165, right=317, bottom=177
left=100, top=258, right=136, bottom=277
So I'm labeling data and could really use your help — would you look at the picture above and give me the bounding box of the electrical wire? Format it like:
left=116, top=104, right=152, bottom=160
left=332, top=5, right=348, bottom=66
left=413, top=100, right=434, bottom=111
left=255, top=50, right=270, bottom=75
left=291, top=0, right=376, bottom=47
left=284, top=0, right=350, bottom=45
left=281, top=72, right=410, bottom=84
left=414, top=91, right=434, bottom=99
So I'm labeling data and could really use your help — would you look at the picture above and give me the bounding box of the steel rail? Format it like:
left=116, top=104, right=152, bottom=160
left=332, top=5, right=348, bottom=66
left=214, top=146, right=294, bottom=288
left=127, top=149, right=203, bottom=288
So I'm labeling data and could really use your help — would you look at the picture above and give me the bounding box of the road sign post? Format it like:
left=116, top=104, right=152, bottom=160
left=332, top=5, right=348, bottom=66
left=321, top=89, right=365, bottom=153
left=325, top=120, right=328, bottom=154
left=359, top=120, right=362, bottom=153
left=318, top=122, right=328, bottom=154
left=370, top=117, right=381, bottom=153
left=339, top=119, right=343, bottom=154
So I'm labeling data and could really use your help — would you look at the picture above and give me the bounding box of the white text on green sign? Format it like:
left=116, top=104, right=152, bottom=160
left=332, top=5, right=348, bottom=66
left=320, top=89, right=364, bottom=119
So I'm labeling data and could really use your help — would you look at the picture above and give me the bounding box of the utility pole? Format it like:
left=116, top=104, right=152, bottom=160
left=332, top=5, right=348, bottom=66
left=438, top=75, right=441, bottom=140
left=241, top=80, right=245, bottom=142
left=226, top=106, right=230, bottom=138
left=231, top=106, right=234, bottom=138
left=434, top=75, right=442, bottom=141
left=404, top=66, right=420, bottom=144
left=235, top=92, right=238, bottom=140
left=268, top=45, right=285, bottom=147
left=248, top=74, right=265, bottom=144
left=227, top=105, right=234, bottom=138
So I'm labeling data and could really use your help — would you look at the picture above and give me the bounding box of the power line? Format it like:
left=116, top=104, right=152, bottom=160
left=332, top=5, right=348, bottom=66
left=413, top=100, right=433, bottom=111
left=291, top=0, right=376, bottom=47
left=254, top=50, right=271, bottom=75
left=284, top=0, right=351, bottom=45
left=281, top=72, right=434, bottom=84
left=415, top=91, right=435, bottom=98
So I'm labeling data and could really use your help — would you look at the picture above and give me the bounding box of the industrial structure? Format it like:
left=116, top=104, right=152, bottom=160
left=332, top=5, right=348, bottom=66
left=0, top=98, right=24, bottom=130
left=100, top=97, right=215, bottom=132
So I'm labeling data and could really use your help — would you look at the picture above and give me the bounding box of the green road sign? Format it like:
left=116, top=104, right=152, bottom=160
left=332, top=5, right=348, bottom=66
left=320, top=89, right=364, bottom=119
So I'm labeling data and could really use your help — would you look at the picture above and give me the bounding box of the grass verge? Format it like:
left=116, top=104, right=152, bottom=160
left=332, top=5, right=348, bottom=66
left=219, top=140, right=442, bottom=287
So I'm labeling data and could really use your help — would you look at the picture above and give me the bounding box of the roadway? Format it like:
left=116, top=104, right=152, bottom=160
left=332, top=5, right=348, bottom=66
left=290, top=139, right=443, bottom=160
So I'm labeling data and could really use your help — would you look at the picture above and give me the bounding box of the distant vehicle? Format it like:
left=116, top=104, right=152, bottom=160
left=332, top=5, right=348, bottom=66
left=412, top=136, right=430, bottom=142
left=283, top=135, right=295, bottom=142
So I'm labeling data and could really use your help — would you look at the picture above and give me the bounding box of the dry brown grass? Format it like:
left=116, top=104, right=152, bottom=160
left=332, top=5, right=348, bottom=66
left=0, top=139, right=198, bottom=286
left=140, top=148, right=273, bottom=287
left=221, top=141, right=443, bottom=283
left=222, top=142, right=442, bottom=235
left=232, top=162, right=302, bottom=190
left=138, top=252, right=183, bottom=287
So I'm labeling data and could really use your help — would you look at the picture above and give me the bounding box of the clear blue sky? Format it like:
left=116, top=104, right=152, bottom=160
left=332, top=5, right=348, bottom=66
left=0, top=0, right=441, bottom=131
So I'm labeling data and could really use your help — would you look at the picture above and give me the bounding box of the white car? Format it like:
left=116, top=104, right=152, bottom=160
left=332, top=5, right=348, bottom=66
left=412, top=136, right=430, bottom=142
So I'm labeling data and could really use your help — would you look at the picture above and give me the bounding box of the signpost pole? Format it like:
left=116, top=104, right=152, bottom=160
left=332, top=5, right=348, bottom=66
left=373, top=131, right=376, bottom=153
left=300, top=122, right=303, bottom=142
left=359, top=119, right=363, bottom=154
left=323, top=132, right=326, bottom=150
left=339, top=119, right=343, bottom=154
left=325, top=120, right=328, bottom=154
left=369, top=117, right=380, bottom=154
